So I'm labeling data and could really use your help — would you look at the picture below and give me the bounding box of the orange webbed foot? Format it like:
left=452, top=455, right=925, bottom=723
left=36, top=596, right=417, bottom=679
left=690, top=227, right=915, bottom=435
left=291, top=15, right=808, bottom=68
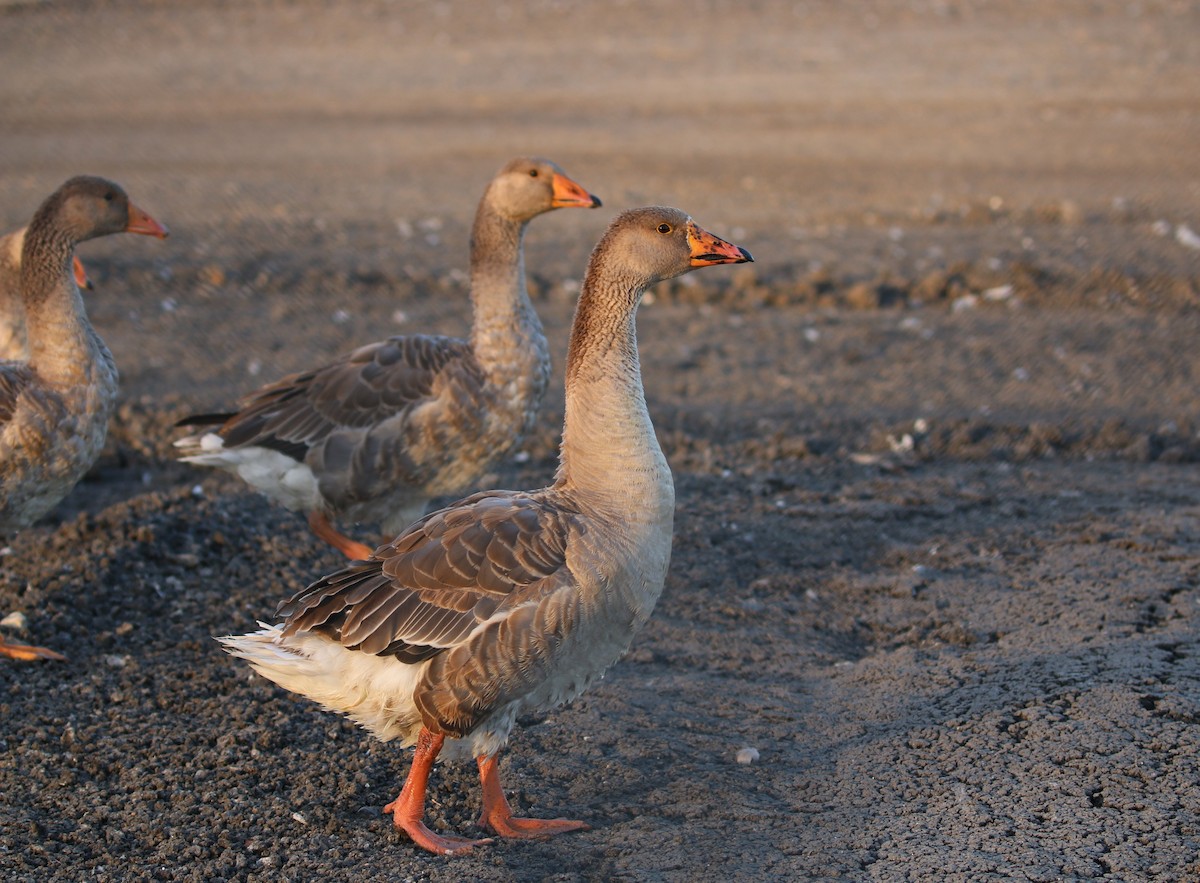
left=0, top=634, right=66, bottom=662
left=384, top=727, right=495, bottom=855
left=476, top=753, right=589, bottom=840
left=384, top=798, right=494, bottom=855
left=478, top=810, right=590, bottom=840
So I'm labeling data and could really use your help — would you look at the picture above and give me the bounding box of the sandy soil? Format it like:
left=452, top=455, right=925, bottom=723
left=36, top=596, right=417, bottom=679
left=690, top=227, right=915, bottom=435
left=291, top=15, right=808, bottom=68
left=1, top=1, right=1199, bottom=880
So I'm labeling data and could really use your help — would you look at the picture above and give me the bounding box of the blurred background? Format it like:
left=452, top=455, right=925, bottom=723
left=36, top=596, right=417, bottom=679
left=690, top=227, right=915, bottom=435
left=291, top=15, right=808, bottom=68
left=1, top=0, right=1197, bottom=457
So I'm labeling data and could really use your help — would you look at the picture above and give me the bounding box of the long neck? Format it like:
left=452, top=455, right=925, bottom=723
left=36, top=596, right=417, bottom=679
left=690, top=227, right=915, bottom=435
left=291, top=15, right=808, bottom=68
left=467, top=200, right=547, bottom=378
left=555, top=273, right=673, bottom=521
left=20, top=220, right=99, bottom=385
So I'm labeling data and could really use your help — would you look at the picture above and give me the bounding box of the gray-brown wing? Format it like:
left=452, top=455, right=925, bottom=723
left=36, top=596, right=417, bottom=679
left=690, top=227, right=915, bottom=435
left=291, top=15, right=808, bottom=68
left=200, top=334, right=477, bottom=462
left=0, top=364, right=33, bottom=426
left=278, top=490, right=576, bottom=663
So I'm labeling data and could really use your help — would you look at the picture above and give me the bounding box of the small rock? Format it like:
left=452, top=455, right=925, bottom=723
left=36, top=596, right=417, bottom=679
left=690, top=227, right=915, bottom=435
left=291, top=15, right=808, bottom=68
left=1175, top=224, right=1200, bottom=250
left=1, top=611, right=28, bottom=630
left=736, top=747, right=760, bottom=765
left=844, top=282, right=879, bottom=310
left=200, top=264, right=226, bottom=287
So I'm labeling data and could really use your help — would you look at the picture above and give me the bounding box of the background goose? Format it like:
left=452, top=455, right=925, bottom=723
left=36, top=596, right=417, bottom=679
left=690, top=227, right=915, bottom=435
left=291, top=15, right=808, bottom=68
left=0, top=176, right=168, bottom=661
left=0, top=227, right=90, bottom=361
left=221, top=206, right=752, bottom=855
left=176, top=157, right=600, bottom=561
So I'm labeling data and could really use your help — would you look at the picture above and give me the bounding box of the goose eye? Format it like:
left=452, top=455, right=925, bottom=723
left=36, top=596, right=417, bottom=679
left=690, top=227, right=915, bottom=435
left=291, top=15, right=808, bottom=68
left=104, top=192, right=115, bottom=203
left=528, top=169, right=539, bottom=178
left=657, top=223, right=672, bottom=234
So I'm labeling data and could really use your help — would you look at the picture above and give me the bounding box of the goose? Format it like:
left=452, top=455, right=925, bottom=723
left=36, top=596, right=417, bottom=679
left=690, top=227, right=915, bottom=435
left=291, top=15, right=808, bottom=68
left=0, top=176, right=168, bottom=661
left=0, top=226, right=90, bottom=361
left=175, top=157, right=601, bottom=561
left=220, top=206, right=752, bottom=854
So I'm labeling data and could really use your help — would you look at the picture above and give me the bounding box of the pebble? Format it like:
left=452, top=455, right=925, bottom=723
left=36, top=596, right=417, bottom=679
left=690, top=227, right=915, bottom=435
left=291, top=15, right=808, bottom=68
left=736, top=747, right=760, bottom=765
left=1, top=611, right=28, bottom=630
left=1175, top=224, right=1200, bottom=250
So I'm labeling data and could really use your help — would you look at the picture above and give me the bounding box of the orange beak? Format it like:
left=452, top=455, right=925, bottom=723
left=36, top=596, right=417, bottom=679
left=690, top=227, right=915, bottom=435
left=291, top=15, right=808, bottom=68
left=686, top=220, right=753, bottom=266
left=550, top=172, right=602, bottom=209
left=125, top=202, right=170, bottom=239
left=73, top=256, right=93, bottom=291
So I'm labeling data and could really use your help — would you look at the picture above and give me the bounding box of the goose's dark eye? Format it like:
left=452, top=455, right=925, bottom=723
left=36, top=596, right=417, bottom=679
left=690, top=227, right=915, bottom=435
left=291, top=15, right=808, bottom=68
left=529, top=169, right=539, bottom=178
left=657, top=223, right=672, bottom=234
left=104, top=192, right=115, bottom=203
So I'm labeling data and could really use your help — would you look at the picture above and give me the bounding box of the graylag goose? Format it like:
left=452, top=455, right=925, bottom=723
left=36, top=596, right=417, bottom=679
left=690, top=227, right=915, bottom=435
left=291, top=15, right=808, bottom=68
left=0, top=176, right=168, bottom=662
left=220, top=206, right=752, bottom=855
left=175, top=157, right=600, bottom=561
left=1, top=226, right=91, bottom=361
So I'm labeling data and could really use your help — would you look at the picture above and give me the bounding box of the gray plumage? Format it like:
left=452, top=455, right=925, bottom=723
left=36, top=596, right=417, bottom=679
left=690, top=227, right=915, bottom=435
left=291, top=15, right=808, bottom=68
left=0, top=176, right=167, bottom=534
left=176, top=157, right=600, bottom=552
left=220, top=206, right=752, bottom=854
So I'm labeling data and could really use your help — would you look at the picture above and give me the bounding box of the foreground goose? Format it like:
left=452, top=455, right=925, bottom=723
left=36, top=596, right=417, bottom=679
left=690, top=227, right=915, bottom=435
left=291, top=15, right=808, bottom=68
left=0, top=176, right=168, bottom=661
left=176, top=157, right=600, bottom=560
left=221, top=206, right=752, bottom=855
left=0, top=226, right=90, bottom=361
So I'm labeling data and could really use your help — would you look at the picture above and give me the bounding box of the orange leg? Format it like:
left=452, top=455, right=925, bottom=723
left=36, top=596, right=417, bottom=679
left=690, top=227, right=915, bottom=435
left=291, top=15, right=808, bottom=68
left=307, top=511, right=375, bottom=561
left=476, top=753, right=590, bottom=839
left=383, top=727, right=493, bottom=855
left=0, top=633, right=66, bottom=662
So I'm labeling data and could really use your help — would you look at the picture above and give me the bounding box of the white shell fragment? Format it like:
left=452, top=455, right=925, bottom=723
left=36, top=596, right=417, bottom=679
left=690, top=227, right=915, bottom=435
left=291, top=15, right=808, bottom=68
left=1176, top=224, right=1200, bottom=250
left=736, top=747, right=760, bottom=765
left=1, top=611, right=29, bottom=630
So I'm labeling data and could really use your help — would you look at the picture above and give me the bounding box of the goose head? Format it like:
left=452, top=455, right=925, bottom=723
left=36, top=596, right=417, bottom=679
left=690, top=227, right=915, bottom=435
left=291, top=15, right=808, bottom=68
left=487, top=157, right=601, bottom=222
left=592, top=206, right=753, bottom=291
left=41, top=176, right=169, bottom=245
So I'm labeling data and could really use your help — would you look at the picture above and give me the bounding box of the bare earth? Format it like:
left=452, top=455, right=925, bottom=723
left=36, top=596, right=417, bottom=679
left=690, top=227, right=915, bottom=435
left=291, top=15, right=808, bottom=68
left=1, top=1, right=1199, bottom=880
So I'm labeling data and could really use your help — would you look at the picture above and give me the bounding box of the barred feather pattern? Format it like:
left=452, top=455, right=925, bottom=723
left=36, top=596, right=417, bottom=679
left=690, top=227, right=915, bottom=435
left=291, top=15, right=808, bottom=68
left=176, top=157, right=587, bottom=537
left=219, top=208, right=747, bottom=768
left=0, top=229, right=29, bottom=361
left=0, top=178, right=136, bottom=532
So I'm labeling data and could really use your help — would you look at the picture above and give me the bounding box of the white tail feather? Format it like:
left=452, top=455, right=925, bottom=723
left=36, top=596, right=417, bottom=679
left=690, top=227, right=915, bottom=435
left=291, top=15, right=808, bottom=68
left=218, top=624, right=425, bottom=744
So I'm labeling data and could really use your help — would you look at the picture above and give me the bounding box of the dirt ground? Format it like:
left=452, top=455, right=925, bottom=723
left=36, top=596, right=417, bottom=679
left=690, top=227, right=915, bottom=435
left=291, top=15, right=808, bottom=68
left=2, top=1, right=1199, bottom=880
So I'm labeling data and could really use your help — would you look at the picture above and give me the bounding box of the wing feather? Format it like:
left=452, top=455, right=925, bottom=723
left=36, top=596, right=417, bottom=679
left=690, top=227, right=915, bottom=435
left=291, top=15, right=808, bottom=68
left=278, top=491, right=575, bottom=662
left=0, top=365, right=33, bottom=425
left=183, top=334, right=473, bottom=461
